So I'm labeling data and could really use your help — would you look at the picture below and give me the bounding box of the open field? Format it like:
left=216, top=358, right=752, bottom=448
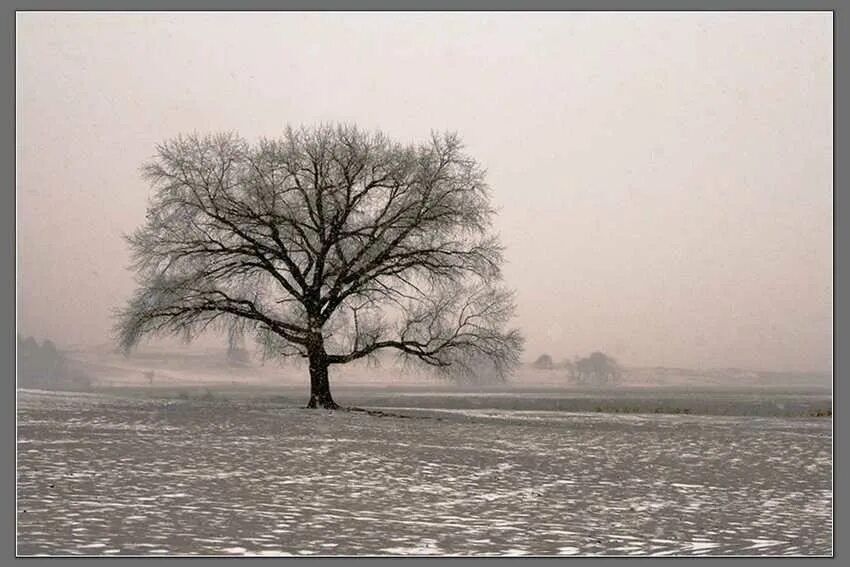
left=87, top=379, right=834, bottom=418
left=16, top=388, right=831, bottom=556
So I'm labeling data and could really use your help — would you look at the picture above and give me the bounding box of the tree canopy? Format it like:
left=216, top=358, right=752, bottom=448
left=116, top=124, right=523, bottom=407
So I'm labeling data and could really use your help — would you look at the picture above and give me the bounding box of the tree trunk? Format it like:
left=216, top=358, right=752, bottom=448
left=306, top=339, right=339, bottom=410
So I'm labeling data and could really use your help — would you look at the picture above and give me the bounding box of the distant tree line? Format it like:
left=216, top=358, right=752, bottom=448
left=532, top=351, right=622, bottom=386
left=17, top=336, right=91, bottom=390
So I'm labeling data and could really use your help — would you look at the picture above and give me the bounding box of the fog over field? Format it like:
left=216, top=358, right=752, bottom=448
left=43, top=341, right=835, bottom=393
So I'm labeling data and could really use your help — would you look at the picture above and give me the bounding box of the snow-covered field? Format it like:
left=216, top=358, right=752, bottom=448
left=16, top=389, right=832, bottom=556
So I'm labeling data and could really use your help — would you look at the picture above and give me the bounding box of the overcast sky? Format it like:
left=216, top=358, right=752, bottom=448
left=17, top=12, right=832, bottom=372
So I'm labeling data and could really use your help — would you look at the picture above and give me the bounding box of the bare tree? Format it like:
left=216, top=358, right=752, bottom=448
left=116, top=124, right=524, bottom=409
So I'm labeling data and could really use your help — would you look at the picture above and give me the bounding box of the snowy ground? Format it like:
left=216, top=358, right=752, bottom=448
left=17, top=389, right=832, bottom=556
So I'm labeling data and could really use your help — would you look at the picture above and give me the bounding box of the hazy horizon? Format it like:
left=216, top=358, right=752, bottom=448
left=16, top=12, right=833, bottom=373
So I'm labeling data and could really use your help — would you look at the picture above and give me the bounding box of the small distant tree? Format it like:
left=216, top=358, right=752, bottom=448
left=116, top=124, right=524, bottom=409
left=17, top=336, right=74, bottom=387
left=532, top=354, right=554, bottom=370
left=572, top=351, right=621, bottom=386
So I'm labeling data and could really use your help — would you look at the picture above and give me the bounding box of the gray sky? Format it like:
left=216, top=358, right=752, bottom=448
left=17, top=12, right=832, bottom=372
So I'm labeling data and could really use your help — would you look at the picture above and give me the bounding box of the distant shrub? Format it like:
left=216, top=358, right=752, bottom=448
left=176, top=391, right=190, bottom=400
